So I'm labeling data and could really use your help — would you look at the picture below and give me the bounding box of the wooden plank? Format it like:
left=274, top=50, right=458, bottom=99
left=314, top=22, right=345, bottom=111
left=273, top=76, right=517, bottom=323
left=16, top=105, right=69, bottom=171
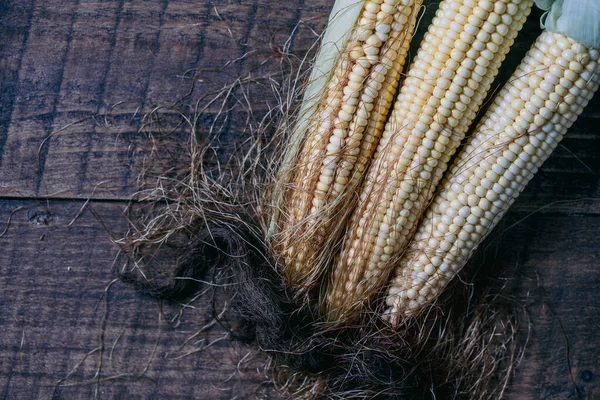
left=0, top=0, right=597, bottom=214
left=0, top=0, right=36, bottom=168
left=0, top=0, right=312, bottom=199
left=498, top=213, right=600, bottom=398
left=1, top=0, right=78, bottom=196
left=0, top=199, right=598, bottom=398
left=1, top=0, right=598, bottom=213
left=0, top=199, right=271, bottom=399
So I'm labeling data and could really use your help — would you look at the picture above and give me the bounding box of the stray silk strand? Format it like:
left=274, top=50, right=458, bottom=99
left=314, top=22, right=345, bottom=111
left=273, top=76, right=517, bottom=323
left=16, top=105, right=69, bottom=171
left=117, top=2, right=528, bottom=398
left=121, top=221, right=522, bottom=399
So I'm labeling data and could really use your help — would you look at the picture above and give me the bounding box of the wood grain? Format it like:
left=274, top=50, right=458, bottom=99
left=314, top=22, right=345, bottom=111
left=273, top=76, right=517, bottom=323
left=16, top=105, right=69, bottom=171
left=0, top=0, right=329, bottom=200
left=0, top=0, right=599, bottom=399
left=0, top=200, right=273, bottom=399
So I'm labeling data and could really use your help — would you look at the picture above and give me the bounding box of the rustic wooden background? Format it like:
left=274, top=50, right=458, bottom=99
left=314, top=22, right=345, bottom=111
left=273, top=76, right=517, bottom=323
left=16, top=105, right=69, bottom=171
left=1, top=1, right=598, bottom=399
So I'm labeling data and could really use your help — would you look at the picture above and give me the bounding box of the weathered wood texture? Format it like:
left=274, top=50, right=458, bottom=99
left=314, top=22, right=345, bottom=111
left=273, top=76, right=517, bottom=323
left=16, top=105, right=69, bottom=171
left=0, top=201, right=275, bottom=399
left=0, top=0, right=599, bottom=399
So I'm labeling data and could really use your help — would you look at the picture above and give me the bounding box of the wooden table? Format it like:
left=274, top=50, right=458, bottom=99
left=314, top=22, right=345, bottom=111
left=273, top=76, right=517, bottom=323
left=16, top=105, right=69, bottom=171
left=1, top=1, right=598, bottom=398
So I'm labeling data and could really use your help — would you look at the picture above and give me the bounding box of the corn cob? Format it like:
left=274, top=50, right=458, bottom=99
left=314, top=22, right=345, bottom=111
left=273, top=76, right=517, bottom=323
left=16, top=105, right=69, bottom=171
left=325, top=0, right=534, bottom=321
left=385, top=0, right=600, bottom=324
left=271, top=0, right=423, bottom=297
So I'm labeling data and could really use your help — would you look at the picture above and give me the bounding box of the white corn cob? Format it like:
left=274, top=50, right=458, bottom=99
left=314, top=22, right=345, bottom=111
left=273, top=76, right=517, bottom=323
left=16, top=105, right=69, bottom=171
left=325, top=0, right=533, bottom=321
left=385, top=17, right=600, bottom=324
left=272, top=0, right=423, bottom=296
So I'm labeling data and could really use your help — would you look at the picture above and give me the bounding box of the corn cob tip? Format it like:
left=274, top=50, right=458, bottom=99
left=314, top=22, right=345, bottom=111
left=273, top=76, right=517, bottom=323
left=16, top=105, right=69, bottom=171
left=273, top=0, right=423, bottom=298
left=384, top=29, right=600, bottom=323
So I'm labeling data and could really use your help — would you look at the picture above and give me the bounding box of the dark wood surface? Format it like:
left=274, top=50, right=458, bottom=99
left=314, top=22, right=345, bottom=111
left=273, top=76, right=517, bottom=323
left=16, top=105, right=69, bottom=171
left=1, top=1, right=599, bottom=399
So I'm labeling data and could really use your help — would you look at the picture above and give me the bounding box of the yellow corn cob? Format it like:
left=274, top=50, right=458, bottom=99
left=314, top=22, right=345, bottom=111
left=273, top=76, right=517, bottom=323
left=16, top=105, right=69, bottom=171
left=272, top=0, right=423, bottom=296
left=384, top=30, right=600, bottom=325
left=325, top=0, right=533, bottom=321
